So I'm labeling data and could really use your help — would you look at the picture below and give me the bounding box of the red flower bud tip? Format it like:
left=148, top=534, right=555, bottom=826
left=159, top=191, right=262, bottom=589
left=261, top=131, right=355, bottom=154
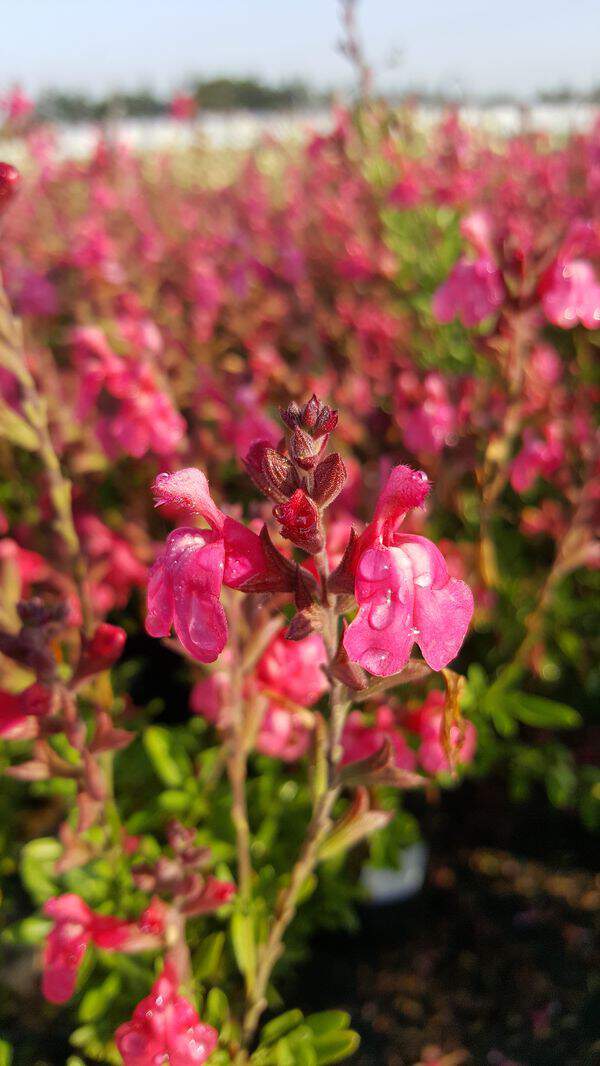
left=20, top=682, right=53, bottom=718
left=78, top=622, right=126, bottom=679
left=244, top=439, right=299, bottom=502
left=273, top=489, right=324, bottom=553
left=289, top=426, right=322, bottom=470
left=0, top=162, right=20, bottom=212
left=280, top=395, right=338, bottom=438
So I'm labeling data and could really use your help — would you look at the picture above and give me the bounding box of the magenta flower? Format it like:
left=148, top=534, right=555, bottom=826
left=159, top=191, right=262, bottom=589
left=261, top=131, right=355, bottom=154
left=115, top=963, right=218, bottom=1066
left=433, top=256, right=505, bottom=327
left=256, top=631, right=327, bottom=706
left=343, top=466, right=474, bottom=676
left=510, top=425, right=564, bottom=494
left=341, top=705, right=417, bottom=770
left=256, top=701, right=312, bottom=762
left=146, top=468, right=267, bottom=662
left=539, top=258, right=600, bottom=330
left=407, top=690, right=477, bottom=775
left=42, top=894, right=132, bottom=1004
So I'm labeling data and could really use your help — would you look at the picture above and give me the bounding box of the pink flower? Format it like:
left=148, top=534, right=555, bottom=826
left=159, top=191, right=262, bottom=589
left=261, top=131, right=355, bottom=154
left=256, top=631, right=327, bottom=706
left=170, top=93, right=198, bottom=121
left=341, top=705, right=417, bottom=770
left=115, top=963, right=218, bottom=1066
left=539, top=258, right=600, bottom=330
left=42, top=894, right=131, bottom=1004
left=146, top=469, right=267, bottom=662
left=71, top=327, right=185, bottom=460
left=510, top=425, right=564, bottom=493
left=1, top=85, right=34, bottom=123
left=407, top=690, right=477, bottom=774
left=0, top=690, right=38, bottom=741
left=433, top=256, right=505, bottom=327
left=256, top=701, right=311, bottom=762
left=395, top=371, right=457, bottom=455
left=343, top=466, right=474, bottom=676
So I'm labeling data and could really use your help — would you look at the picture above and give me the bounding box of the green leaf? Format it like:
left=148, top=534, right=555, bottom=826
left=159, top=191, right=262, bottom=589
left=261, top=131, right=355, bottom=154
left=143, top=726, right=186, bottom=786
left=20, top=837, right=61, bottom=903
left=0, top=1039, right=13, bottom=1066
left=230, top=910, right=257, bottom=981
left=261, top=1009, right=304, bottom=1045
left=205, top=987, right=229, bottom=1030
left=2, top=915, right=51, bottom=945
left=504, top=693, right=581, bottom=730
left=195, top=931, right=225, bottom=980
left=305, top=1012, right=351, bottom=1036
left=79, top=973, right=122, bottom=1022
left=313, top=1031, right=360, bottom=1064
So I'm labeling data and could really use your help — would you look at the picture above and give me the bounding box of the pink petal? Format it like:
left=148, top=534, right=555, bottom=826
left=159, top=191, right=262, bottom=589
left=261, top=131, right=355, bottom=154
left=152, top=467, right=224, bottom=529
left=222, top=516, right=267, bottom=588
left=372, top=465, right=430, bottom=539
left=344, top=545, right=416, bottom=676
left=145, top=554, right=174, bottom=637
left=412, top=578, right=474, bottom=671
left=173, top=589, right=227, bottom=663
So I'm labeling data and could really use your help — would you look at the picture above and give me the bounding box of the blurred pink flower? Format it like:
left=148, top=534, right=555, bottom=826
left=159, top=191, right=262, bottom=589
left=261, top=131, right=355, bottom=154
left=433, top=256, right=505, bottom=327
left=341, top=705, right=417, bottom=770
left=540, top=258, right=600, bottom=329
left=115, top=963, right=218, bottom=1066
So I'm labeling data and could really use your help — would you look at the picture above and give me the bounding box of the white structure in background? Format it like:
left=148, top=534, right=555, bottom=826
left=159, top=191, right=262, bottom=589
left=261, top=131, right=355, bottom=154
left=3, top=104, right=598, bottom=161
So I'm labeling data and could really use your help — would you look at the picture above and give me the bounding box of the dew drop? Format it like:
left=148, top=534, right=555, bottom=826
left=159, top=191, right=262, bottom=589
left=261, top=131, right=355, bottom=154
left=415, top=573, right=432, bottom=588
left=362, top=648, right=392, bottom=673
left=369, top=600, right=394, bottom=630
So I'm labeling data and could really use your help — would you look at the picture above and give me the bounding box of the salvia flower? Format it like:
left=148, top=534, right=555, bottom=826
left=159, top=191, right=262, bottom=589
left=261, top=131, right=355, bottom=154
left=343, top=466, right=474, bottom=676
left=146, top=468, right=267, bottom=662
left=42, top=894, right=133, bottom=1003
left=407, top=690, right=477, bottom=774
left=0, top=162, right=20, bottom=213
left=433, top=256, right=505, bottom=327
left=115, top=963, right=218, bottom=1066
left=539, top=257, right=600, bottom=330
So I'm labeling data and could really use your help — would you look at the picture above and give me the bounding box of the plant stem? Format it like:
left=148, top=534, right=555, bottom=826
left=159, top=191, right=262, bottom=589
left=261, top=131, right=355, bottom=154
left=240, top=551, right=349, bottom=1049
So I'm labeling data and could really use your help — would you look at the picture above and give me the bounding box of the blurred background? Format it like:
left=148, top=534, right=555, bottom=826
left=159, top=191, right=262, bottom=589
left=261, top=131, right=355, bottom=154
left=0, top=3, right=599, bottom=1066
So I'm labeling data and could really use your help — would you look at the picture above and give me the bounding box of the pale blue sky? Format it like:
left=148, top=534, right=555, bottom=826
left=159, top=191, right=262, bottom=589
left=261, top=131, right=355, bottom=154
left=2, top=0, right=597, bottom=99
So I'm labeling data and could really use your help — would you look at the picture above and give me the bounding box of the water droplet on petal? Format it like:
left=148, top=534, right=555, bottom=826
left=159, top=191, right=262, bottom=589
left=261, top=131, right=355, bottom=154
left=369, top=600, right=394, bottom=630
left=362, top=648, right=392, bottom=673
left=415, top=573, right=432, bottom=588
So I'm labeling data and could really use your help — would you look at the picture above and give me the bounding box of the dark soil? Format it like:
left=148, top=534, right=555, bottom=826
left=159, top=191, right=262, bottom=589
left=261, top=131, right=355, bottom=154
left=295, top=782, right=600, bottom=1066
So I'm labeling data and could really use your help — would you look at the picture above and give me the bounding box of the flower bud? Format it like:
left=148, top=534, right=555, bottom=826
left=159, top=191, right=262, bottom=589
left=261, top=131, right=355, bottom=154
left=0, top=162, right=20, bottom=213
left=289, top=426, right=321, bottom=470
left=78, top=622, right=126, bottom=679
left=244, top=440, right=298, bottom=502
left=273, top=489, right=325, bottom=554
left=312, top=452, right=347, bottom=507
left=20, top=682, right=53, bottom=718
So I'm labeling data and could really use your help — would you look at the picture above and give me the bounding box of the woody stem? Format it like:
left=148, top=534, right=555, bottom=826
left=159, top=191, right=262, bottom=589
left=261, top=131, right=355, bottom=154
left=240, top=550, right=348, bottom=1049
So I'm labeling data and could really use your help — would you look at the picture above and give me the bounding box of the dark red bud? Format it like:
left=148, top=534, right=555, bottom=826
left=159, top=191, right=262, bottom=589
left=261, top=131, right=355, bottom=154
left=285, top=604, right=323, bottom=641
left=312, top=452, right=347, bottom=507
left=273, top=489, right=324, bottom=554
left=289, top=427, right=321, bottom=470
left=78, top=622, right=126, bottom=679
left=302, top=394, right=321, bottom=429
left=0, top=162, right=20, bottom=213
left=20, top=682, right=53, bottom=718
left=244, top=440, right=299, bottom=502
left=280, top=400, right=302, bottom=429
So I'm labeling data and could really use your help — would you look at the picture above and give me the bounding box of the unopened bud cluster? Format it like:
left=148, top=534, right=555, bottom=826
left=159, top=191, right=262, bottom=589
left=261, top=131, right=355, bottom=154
left=245, top=395, right=346, bottom=555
